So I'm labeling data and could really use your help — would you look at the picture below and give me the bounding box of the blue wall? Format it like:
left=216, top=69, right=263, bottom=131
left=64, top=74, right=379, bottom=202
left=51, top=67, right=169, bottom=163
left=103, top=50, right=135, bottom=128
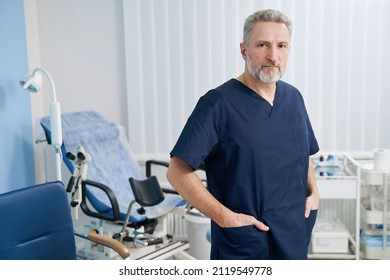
left=0, top=0, right=35, bottom=193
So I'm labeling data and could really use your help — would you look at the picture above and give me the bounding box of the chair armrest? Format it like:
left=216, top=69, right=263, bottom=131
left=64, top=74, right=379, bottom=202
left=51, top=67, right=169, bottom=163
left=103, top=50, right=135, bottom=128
left=81, top=180, right=121, bottom=222
left=75, top=232, right=130, bottom=259
left=161, top=188, right=179, bottom=195
left=145, top=159, right=205, bottom=174
left=87, top=232, right=130, bottom=259
left=145, top=160, right=169, bottom=177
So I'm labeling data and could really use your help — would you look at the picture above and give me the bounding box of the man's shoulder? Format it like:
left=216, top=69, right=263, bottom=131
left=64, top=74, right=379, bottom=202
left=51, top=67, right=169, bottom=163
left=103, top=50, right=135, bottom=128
left=277, top=80, right=304, bottom=104
left=202, top=78, right=239, bottom=100
left=277, top=80, right=300, bottom=94
left=209, top=78, right=239, bottom=94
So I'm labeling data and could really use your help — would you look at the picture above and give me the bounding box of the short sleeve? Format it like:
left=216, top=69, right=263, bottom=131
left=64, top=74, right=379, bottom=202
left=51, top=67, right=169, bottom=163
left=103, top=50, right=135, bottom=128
left=307, top=119, right=319, bottom=155
left=298, top=94, right=319, bottom=155
left=170, top=91, right=220, bottom=170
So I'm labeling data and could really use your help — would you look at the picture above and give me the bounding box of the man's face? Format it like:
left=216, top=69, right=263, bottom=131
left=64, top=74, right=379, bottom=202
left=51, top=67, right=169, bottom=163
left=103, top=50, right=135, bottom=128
left=241, top=21, right=291, bottom=83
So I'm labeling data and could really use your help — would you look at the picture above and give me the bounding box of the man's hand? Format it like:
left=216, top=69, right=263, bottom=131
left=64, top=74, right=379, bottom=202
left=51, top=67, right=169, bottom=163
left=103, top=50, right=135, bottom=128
left=305, top=159, right=319, bottom=218
left=221, top=211, right=270, bottom=231
left=305, top=191, right=319, bottom=218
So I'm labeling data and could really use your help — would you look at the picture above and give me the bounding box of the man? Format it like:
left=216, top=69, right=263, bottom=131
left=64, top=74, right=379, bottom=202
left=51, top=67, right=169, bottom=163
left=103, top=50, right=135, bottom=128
left=166, top=9, right=319, bottom=260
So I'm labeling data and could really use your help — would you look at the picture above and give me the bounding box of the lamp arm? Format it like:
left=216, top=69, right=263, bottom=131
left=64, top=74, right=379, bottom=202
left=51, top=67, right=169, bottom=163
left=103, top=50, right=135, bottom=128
left=32, top=67, right=62, bottom=181
left=31, top=67, right=57, bottom=102
left=20, top=67, right=62, bottom=181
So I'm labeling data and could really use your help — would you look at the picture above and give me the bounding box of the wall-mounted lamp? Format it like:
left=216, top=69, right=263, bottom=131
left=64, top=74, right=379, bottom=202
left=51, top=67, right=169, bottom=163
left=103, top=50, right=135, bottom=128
left=19, top=67, right=62, bottom=181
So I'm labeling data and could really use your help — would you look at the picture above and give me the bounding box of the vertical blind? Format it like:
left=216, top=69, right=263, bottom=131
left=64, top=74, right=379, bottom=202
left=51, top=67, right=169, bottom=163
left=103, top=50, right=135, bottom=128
left=123, top=0, right=390, bottom=161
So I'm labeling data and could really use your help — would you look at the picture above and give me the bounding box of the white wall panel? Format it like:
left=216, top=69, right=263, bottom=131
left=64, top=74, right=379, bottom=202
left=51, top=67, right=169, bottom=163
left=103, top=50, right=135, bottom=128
left=124, top=0, right=390, bottom=160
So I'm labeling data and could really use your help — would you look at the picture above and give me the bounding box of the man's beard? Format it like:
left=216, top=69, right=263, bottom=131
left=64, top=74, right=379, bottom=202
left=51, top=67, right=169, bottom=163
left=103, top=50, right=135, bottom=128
left=246, top=55, right=282, bottom=83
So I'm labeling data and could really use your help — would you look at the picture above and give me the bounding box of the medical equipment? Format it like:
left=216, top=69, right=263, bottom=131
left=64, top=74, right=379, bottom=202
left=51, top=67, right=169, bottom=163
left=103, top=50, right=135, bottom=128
left=313, top=153, right=346, bottom=177
left=66, top=145, right=91, bottom=220
left=0, top=181, right=130, bottom=260
left=311, top=218, right=350, bottom=254
left=114, top=176, right=165, bottom=244
left=39, top=110, right=193, bottom=259
left=185, top=208, right=211, bottom=259
left=311, top=153, right=361, bottom=259
left=354, top=152, right=390, bottom=259
left=66, top=148, right=166, bottom=247
left=19, top=67, right=63, bottom=181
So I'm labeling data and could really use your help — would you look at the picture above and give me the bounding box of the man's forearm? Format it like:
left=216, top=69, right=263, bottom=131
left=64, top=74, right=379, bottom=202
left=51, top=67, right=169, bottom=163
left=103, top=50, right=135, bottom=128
left=166, top=156, right=231, bottom=226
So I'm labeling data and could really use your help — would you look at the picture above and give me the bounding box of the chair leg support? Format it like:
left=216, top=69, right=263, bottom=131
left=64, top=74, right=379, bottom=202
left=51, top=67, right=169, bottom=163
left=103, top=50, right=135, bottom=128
left=118, top=200, right=137, bottom=242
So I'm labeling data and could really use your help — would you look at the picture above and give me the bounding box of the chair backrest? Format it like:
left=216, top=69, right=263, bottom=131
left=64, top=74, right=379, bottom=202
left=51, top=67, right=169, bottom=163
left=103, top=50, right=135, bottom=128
left=0, top=181, right=77, bottom=260
left=129, top=176, right=165, bottom=207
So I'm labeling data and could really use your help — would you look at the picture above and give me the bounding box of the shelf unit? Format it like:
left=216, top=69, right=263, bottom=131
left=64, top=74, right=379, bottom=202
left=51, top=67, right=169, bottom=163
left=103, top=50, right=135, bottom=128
left=308, top=153, right=361, bottom=260
left=357, top=158, right=390, bottom=259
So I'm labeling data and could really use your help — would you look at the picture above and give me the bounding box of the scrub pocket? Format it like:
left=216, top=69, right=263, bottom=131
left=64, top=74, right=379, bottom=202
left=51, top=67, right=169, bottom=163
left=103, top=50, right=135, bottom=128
left=305, top=209, right=318, bottom=246
left=289, top=116, right=307, bottom=152
left=215, top=225, right=269, bottom=260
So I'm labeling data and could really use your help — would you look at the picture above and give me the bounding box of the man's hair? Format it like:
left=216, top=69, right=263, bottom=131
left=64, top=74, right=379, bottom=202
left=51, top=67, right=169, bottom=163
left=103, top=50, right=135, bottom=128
left=243, top=9, right=292, bottom=45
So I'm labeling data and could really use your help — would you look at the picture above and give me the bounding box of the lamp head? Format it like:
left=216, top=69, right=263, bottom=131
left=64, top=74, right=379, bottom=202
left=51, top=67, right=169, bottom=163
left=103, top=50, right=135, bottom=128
left=19, top=71, right=43, bottom=93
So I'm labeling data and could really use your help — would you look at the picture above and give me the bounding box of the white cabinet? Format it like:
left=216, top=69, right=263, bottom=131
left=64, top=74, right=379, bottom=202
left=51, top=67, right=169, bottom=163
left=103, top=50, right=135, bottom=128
left=357, top=158, right=390, bottom=259
left=308, top=153, right=360, bottom=259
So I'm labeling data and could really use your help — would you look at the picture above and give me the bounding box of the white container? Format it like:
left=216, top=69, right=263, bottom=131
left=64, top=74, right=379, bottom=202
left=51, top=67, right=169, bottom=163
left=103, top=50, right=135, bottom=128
left=185, top=209, right=211, bottom=260
left=311, top=219, right=349, bottom=253
left=373, top=149, right=390, bottom=172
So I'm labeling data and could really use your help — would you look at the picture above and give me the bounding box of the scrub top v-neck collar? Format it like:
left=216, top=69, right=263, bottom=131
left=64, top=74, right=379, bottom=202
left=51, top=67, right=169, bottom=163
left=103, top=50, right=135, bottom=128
left=233, top=78, right=279, bottom=118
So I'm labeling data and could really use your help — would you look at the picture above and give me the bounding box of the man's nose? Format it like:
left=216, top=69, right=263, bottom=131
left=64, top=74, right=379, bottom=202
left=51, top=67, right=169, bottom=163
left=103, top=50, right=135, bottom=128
left=266, top=45, right=278, bottom=62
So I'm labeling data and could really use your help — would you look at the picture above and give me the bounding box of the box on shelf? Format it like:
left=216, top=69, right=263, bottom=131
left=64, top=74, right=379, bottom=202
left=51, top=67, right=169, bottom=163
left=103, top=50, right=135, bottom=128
left=311, top=219, right=350, bottom=253
left=361, top=235, right=390, bottom=259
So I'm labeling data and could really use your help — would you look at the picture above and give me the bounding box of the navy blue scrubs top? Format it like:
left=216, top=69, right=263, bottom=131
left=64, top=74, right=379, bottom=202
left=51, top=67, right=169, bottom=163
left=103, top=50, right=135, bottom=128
left=170, top=79, right=319, bottom=259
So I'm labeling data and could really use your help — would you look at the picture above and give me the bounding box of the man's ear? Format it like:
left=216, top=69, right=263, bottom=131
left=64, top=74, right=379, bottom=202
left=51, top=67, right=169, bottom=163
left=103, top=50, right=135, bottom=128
left=240, top=43, right=247, bottom=60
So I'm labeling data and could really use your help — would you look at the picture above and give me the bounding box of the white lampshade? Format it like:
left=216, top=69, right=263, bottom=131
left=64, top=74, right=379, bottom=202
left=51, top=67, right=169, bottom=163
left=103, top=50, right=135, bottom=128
left=19, top=71, right=43, bottom=94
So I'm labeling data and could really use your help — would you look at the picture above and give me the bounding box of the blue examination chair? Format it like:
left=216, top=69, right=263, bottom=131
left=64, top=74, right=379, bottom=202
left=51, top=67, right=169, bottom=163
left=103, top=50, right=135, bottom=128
left=40, top=111, right=186, bottom=249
